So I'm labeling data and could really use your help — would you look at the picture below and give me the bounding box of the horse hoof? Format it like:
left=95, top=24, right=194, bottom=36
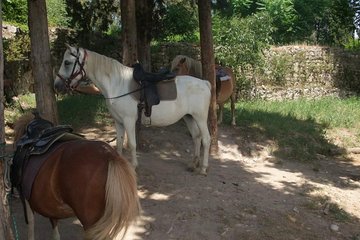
left=199, top=167, right=208, bottom=176
left=187, top=163, right=196, bottom=172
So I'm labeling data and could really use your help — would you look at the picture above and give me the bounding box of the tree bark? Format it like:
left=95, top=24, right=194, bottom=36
left=121, top=0, right=138, bottom=66
left=28, top=0, right=58, bottom=124
left=0, top=2, right=15, bottom=238
left=135, top=0, right=154, bottom=71
left=198, top=0, right=218, bottom=153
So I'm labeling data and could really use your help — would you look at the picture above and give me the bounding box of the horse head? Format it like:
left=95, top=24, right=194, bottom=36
left=54, top=45, right=87, bottom=93
left=171, top=55, right=190, bottom=76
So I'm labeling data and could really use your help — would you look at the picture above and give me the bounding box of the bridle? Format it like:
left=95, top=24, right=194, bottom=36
left=57, top=48, right=87, bottom=89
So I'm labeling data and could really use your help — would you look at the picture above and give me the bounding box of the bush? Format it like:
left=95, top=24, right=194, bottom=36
left=343, top=37, right=360, bottom=51
left=212, top=12, right=274, bottom=95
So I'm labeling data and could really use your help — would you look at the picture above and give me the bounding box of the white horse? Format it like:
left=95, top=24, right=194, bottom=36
left=54, top=45, right=211, bottom=175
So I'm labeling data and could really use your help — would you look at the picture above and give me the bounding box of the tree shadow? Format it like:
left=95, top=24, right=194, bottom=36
left=221, top=107, right=360, bottom=189
left=329, top=47, right=360, bottom=95
left=127, top=117, right=360, bottom=240
left=9, top=106, right=360, bottom=239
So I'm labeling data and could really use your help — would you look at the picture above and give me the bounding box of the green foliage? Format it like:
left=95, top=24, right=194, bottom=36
left=3, top=32, right=30, bottom=62
left=212, top=12, right=273, bottom=89
left=343, top=37, right=360, bottom=51
left=65, top=0, right=117, bottom=36
left=3, top=0, right=70, bottom=28
left=266, top=53, right=291, bottom=86
left=213, top=12, right=273, bottom=67
left=4, top=94, right=36, bottom=125
left=258, top=0, right=297, bottom=44
left=215, top=0, right=356, bottom=46
left=155, top=2, right=199, bottom=42
left=320, top=0, right=356, bottom=46
left=47, top=0, right=70, bottom=27
left=3, top=0, right=27, bottom=24
left=231, top=0, right=260, bottom=17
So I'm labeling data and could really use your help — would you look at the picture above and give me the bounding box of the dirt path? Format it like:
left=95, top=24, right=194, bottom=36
left=8, top=122, right=360, bottom=239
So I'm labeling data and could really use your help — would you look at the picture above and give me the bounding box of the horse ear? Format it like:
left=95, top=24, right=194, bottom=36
left=180, top=57, right=186, bottom=64
left=65, top=43, right=71, bottom=50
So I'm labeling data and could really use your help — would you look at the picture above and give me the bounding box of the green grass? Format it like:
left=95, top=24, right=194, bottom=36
left=57, top=94, right=112, bottom=129
left=6, top=94, right=360, bottom=162
left=222, top=96, right=360, bottom=161
left=4, top=93, right=112, bottom=130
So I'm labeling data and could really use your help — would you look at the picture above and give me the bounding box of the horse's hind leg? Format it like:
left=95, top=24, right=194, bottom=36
left=197, top=120, right=210, bottom=175
left=50, top=219, right=60, bottom=240
left=183, top=115, right=201, bottom=171
left=25, top=200, right=35, bottom=240
left=218, top=103, right=224, bottom=125
left=230, top=90, right=236, bottom=126
left=123, top=118, right=138, bottom=168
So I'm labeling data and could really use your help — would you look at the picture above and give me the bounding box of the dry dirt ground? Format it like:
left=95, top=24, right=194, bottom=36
left=7, top=121, right=360, bottom=240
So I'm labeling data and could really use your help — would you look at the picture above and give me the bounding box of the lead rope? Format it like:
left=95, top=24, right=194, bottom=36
left=1, top=142, right=19, bottom=240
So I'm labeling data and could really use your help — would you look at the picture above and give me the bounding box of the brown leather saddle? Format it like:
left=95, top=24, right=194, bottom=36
left=132, top=63, right=177, bottom=117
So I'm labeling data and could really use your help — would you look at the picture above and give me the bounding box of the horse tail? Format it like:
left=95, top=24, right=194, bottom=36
left=84, top=154, right=140, bottom=240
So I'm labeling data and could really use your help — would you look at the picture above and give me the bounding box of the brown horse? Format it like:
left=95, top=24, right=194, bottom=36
left=171, top=55, right=236, bottom=125
left=12, top=113, right=140, bottom=240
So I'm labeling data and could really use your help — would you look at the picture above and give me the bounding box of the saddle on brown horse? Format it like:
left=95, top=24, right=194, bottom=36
left=11, top=112, right=83, bottom=222
left=132, top=63, right=176, bottom=117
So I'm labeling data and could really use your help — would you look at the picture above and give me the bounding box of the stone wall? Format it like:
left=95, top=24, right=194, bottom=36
left=249, top=45, right=360, bottom=100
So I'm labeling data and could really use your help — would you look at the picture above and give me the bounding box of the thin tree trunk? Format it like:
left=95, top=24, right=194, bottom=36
left=28, top=0, right=58, bottom=124
left=121, top=0, right=138, bottom=66
left=198, top=0, right=218, bottom=153
left=135, top=0, right=154, bottom=71
left=0, top=2, right=15, bottom=238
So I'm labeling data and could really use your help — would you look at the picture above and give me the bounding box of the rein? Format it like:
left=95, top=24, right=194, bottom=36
left=102, top=86, right=145, bottom=100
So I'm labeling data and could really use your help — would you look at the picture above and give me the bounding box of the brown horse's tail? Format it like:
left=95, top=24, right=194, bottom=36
left=84, top=155, right=141, bottom=240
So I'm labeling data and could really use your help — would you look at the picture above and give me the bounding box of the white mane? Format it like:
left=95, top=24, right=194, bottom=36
left=85, top=50, right=133, bottom=98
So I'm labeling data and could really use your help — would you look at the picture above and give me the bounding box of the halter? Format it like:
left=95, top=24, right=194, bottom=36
left=57, top=48, right=87, bottom=89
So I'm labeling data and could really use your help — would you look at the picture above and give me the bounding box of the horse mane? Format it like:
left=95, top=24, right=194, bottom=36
left=172, top=55, right=202, bottom=79
left=13, top=112, right=34, bottom=143
left=86, top=50, right=133, bottom=82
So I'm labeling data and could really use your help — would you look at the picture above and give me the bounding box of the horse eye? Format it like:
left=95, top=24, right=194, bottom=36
left=64, top=60, right=71, bottom=66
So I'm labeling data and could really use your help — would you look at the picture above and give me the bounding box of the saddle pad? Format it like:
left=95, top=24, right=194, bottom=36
left=22, top=142, right=64, bottom=200
left=21, top=134, right=82, bottom=200
left=157, top=79, right=177, bottom=101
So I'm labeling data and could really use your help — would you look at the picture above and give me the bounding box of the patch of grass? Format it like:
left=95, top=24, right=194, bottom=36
left=4, top=93, right=113, bottom=130
left=4, top=93, right=36, bottom=126
left=303, top=195, right=352, bottom=222
left=222, top=96, right=360, bottom=161
left=57, top=94, right=112, bottom=129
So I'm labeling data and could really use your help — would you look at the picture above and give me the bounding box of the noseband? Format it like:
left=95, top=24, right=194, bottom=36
left=57, top=48, right=87, bottom=89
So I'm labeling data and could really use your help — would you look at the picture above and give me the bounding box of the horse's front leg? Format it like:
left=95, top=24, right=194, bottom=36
left=25, top=200, right=35, bottom=240
left=114, top=121, right=125, bottom=155
left=183, top=116, right=201, bottom=171
left=124, top=118, right=138, bottom=168
left=50, top=219, right=60, bottom=240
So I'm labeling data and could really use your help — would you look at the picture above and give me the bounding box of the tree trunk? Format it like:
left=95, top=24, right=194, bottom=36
left=135, top=0, right=154, bottom=71
left=28, top=0, right=58, bottom=124
left=198, top=0, right=218, bottom=153
left=121, top=0, right=138, bottom=66
left=0, top=3, right=15, bottom=238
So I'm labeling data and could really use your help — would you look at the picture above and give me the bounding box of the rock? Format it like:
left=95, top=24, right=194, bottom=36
left=330, top=224, right=339, bottom=232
